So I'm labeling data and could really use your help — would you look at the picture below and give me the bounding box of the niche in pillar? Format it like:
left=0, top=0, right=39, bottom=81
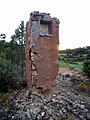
left=40, top=21, right=52, bottom=35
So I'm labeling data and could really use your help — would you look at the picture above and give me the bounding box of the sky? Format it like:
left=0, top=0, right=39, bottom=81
left=0, top=0, right=90, bottom=50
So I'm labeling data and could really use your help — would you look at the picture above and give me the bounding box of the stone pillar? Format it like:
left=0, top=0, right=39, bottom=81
left=26, top=11, right=60, bottom=93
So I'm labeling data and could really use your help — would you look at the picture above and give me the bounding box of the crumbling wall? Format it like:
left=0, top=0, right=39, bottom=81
left=26, top=11, right=60, bottom=93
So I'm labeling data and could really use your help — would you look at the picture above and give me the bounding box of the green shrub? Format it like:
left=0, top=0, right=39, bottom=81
left=0, top=93, right=10, bottom=107
left=56, top=116, right=71, bottom=120
left=0, top=59, right=18, bottom=92
left=83, top=60, right=90, bottom=79
left=71, top=75, right=77, bottom=82
left=77, top=83, right=88, bottom=92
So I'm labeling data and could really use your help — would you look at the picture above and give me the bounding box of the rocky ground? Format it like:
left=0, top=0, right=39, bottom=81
left=1, top=68, right=90, bottom=120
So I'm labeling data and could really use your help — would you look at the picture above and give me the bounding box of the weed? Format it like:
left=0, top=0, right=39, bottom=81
left=76, top=83, right=88, bottom=92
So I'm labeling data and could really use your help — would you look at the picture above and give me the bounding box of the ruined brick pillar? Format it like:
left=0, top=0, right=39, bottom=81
left=26, top=11, right=60, bottom=93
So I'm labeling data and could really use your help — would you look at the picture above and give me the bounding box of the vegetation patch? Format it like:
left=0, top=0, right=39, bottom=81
left=58, top=46, right=90, bottom=72
left=76, top=83, right=88, bottom=92
left=59, top=58, right=83, bottom=71
left=56, top=116, right=71, bottom=120
left=0, top=93, right=10, bottom=107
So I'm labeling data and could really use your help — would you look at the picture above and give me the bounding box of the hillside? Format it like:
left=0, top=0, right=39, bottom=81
left=0, top=41, right=90, bottom=119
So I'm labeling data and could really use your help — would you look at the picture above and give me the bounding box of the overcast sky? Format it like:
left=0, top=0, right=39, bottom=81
left=0, top=0, right=90, bottom=50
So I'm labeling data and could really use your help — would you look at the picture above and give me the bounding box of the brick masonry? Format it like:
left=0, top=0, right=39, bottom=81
left=26, top=11, right=60, bottom=93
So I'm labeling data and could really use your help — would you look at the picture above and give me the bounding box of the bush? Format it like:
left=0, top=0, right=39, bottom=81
left=0, top=59, right=18, bottom=92
left=83, top=60, right=90, bottom=79
left=70, top=75, right=77, bottom=83
left=77, top=83, right=88, bottom=92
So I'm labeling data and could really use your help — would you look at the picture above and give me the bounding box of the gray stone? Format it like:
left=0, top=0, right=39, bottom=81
left=0, top=109, right=5, bottom=117
left=53, top=17, right=60, bottom=24
left=0, top=108, right=8, bottom=120
left=47, top=108, right=52, bottom=116
left=86, top=113, right=90, bottom=119
left=79, top=115, right=84, bottom=120
left=26, top=109, right=31, bottom=119
left=40, top=12, right=52, bottom=21
left=36, top=114, right=42, bottom=120
left=41, top=112, right=45, bottom=117
left=49, top=117, right=53, bottom=120
left=59, top=110, right=63, bottom=116
left=80, top=105, right=85, bottom=109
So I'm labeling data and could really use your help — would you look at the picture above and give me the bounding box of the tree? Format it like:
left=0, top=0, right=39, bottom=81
left=0, top=34, right=6, bottom=39
left=0, top=58, right=18, bottom=92
left=0, top=39, right=19, bottom=92
left=11, top=21, right=26, bottom=45
left=0, top=28, right=26, bottom=93
left=11, top=21, right=26, bottom=80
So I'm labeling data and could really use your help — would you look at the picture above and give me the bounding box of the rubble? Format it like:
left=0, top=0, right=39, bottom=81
left=7, top=86, right=90, bottom=120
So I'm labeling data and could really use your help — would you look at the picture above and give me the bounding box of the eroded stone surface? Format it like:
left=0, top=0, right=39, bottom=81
left=26, top=11, right=60, bottom=93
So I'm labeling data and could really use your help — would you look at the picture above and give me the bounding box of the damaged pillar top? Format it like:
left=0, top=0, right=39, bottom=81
left=30, top=11, right=60, bottom=48
left=26, top=11, right=60, bottom=94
